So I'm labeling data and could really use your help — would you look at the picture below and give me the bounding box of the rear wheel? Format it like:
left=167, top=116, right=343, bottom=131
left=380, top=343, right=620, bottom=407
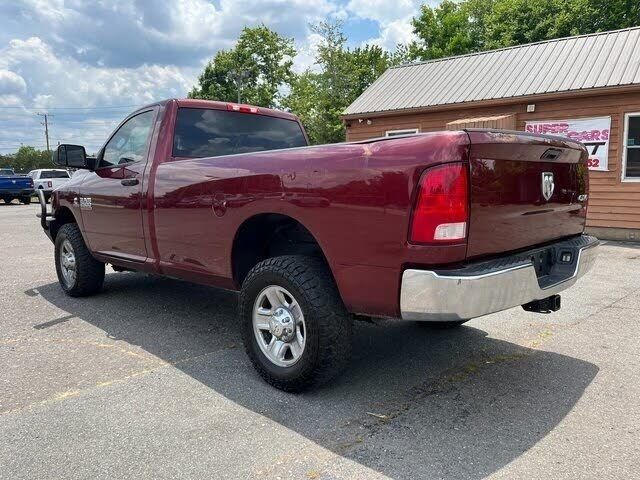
left=2, top=197, right=14, bottom=204
left=20, top=196, right=30, bottom=204
left=239, top=255, right=352, bottom=392
left=55, top=223, right=105, bottom=297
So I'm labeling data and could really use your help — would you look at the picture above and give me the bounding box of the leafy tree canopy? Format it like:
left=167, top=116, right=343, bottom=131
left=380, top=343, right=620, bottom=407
left=409, top=0, right=494, bottom=60
left=283, top=22, right=408, bottom=144
left=0, top=146, right=54, bottom=173
left=411, top=0, right=640, bottom=61
left=189, top=25, right=296, bottom=108
left=187, top=2, right=640, bottom=145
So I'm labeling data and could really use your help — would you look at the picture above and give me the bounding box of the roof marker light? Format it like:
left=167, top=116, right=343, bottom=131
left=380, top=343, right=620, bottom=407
left=226, top=103, right=259, bottom=114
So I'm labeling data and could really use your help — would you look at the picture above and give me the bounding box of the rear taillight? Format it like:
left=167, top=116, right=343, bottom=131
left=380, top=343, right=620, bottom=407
left=409, top=162, right=469, bottom=244
left=226, top=103, right=259, bottom=114
left=47, top=181, right=52, bottom=188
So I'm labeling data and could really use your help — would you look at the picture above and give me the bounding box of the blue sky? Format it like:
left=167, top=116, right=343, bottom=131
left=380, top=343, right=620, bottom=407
left=0, top=0, right=437, bottom=153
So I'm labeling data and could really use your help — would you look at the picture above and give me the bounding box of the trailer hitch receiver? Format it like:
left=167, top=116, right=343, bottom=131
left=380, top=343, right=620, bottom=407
left=522, top=295, right=561, bottom=314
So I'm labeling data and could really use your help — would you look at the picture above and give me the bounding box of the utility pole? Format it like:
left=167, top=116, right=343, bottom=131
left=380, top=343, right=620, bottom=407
left=36, top=113, right=53, bottom=151
left=228, top=70, right=249, bottom=104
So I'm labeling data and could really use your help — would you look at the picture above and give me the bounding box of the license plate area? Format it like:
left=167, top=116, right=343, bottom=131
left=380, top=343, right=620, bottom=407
left=530, top=248, right=556, bottom=278
left=532, top=245, right=580, bottom=288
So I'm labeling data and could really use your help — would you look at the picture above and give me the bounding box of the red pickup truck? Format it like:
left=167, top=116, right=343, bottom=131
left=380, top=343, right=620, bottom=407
left=38, top=98, right=598, bottom=391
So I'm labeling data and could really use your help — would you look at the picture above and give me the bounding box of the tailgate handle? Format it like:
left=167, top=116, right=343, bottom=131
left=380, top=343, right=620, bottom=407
left=121, top=178, right=139, bottom=186
left=541, top=148, right=562, bottom=161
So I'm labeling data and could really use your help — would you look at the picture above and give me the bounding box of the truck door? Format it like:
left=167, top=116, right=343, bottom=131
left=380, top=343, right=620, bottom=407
left=80, top=109, right=156, bottom=263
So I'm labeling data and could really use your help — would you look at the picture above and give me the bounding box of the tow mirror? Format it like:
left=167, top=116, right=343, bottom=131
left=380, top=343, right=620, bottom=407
left=53, top=144, right=95, bottom=169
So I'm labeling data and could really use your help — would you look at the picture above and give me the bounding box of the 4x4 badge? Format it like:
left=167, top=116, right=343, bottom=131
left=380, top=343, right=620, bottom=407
left=541, top=172, right=554, bottom=201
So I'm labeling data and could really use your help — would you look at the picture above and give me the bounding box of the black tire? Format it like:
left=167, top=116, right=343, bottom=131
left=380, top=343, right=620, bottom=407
left=2, top=197, right=14, bottom=204
left=417, top=320, right=468, bottom=329
left=239, top=255, right=352, bottom=392
left=55, top=223, right=105, bottom=297
left=20, top=196, right=30, bottom=204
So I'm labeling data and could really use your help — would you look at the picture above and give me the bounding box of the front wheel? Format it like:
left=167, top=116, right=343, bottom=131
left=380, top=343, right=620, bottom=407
left=239, top=256, right=352, bottom=392
left=55, top=223, right=105, bottom=296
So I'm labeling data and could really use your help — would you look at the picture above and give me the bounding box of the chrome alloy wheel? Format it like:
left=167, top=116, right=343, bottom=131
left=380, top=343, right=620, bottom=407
left=253, top=285, right=306, bottom=367
left=59, top=239, right=77, bottom=288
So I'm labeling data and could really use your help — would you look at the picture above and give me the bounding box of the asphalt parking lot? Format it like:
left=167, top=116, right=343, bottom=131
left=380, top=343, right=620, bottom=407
left=1, top=204, right=639, bottom=480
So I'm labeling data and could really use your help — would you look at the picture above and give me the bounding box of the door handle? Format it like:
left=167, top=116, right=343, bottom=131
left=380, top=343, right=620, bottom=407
left=121, top=178, right=139, bottom=186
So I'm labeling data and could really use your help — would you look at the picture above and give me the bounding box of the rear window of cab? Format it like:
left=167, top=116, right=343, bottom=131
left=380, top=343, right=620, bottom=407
left=40, top=170, right=70, bottom=179
left=172, top=107, right=307, bottom=158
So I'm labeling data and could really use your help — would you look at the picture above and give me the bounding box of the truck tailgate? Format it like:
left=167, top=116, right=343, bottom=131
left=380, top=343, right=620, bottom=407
left=466, top=130, right=589, bottom=259
left=0, top=176, right=33, bottom=190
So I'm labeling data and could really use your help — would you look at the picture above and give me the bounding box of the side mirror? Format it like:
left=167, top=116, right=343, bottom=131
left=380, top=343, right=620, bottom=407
left=53, top=144, right=95, bottom=169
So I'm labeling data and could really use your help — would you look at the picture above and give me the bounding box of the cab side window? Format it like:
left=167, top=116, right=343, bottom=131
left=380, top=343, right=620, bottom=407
left=102, top=110, right=154, bottom=167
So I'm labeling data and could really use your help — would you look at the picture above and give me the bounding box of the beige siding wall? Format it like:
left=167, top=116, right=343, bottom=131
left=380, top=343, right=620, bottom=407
left=345, top=91, right=640, bottom=232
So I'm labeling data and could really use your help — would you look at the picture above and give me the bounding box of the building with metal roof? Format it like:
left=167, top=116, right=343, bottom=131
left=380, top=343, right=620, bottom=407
left=344, top=27, right=640, bottom=241
left=345, top=27, right=640, bottom=117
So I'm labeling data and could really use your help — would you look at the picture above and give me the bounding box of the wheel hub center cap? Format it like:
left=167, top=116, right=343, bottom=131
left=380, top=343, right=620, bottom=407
left=270, top=307, right=295, bottom=342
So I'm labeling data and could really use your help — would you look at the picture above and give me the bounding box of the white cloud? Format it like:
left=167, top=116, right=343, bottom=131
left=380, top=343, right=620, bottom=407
left=293, top=33, right=325, bottom=73
left=0, top=37, right=195, bottom=108
left=370, top=16, right=417, bottom=50
left=0, top=70, right=27, bottom=97
left=345, top=0, right=438, bottom=50
left=0, top=0, right=341, bottom=152
left=346, top=0, right=418, bottom=24
left=0, top=0, right=433, bottom=153
left=0, top=0, right=337, bottom=68
left=0, top=37, right=196, bottom=151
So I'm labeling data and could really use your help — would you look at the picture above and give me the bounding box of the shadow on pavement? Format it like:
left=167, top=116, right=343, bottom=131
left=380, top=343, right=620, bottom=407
left=34, top=272, right=598, bottom=480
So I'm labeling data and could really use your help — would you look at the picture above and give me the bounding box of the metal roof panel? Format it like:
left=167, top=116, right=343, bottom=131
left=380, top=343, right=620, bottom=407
left=344, top=27, right=640, bottom=116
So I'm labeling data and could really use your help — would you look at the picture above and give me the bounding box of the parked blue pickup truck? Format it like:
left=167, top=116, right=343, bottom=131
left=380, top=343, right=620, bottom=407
left=0, top=168, right=34, bottom=204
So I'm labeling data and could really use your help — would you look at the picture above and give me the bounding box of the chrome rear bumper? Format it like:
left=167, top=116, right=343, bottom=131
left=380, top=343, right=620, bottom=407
left=400, top=235, right=599, bottom=321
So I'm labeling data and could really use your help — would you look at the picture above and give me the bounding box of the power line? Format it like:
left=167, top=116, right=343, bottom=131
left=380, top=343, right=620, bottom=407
left=0, top=104, right=142, bottom=110
left=0, top=112, right=132, bottom=118
left=0, top=146, right=49, bottom=150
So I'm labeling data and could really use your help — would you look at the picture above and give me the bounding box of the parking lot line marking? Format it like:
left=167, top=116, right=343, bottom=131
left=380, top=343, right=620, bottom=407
left=0, top=336, right=159, bottom=361
left=0, top=348, right=222, bottom=417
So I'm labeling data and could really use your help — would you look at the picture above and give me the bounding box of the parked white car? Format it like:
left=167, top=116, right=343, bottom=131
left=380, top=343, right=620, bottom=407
left=28, top=169, right=71, bottom=201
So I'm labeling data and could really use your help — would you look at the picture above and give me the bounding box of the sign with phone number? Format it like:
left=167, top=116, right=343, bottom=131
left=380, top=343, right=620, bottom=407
left=525, top=117, right=611, bottom=171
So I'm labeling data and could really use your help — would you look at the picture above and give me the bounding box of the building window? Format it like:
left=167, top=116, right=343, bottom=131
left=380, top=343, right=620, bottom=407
left=623, top=113, right=640, bottom=181
left=385, top=129, right=419, bottom=137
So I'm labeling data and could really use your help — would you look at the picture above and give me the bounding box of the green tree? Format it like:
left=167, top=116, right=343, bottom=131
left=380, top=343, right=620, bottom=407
left=563, top=0, right=640, bottom=35
left=0, top=146, right=53, bottom=173
left=284, top=22, right=408, bottom=144
left=282, top=71, right=325, bottom=144
left=410, top=0, right=494, bottom=60
left=410, top=0, right=640, bottom=61
left=484, top=0, right=580, bottom=49
left=189, top=25, right=296, bottom=108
